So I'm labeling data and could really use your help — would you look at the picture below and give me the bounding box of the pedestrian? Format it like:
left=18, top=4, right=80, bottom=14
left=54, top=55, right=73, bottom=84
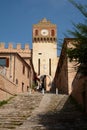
left=41, top=75, right=46, bottom=94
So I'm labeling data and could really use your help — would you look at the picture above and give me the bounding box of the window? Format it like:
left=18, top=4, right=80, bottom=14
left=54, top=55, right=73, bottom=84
left=38, top=53, right=42, bottom=55
left=51, top=30, right=55, bottom=36
left=6, top=58, right=9, bottom=67
left=35, top=30, right=38, bottom=36
left=0, top=58, right=9, bottom=67
left=34, top=38, right=36, bottom=42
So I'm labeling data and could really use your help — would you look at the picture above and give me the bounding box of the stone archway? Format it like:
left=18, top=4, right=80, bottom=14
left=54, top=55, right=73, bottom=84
left=39, top=75, right=52, bottom=92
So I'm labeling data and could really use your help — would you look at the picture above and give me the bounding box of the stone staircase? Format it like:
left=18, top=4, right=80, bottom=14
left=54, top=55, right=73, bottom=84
left=0, top=93, right=87, bottom=130
left=16, top=94, right=87, bottom=130
left=0, top=93, right=43, bottom=130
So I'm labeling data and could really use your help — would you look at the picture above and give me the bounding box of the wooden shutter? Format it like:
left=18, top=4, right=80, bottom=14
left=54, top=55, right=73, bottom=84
left=6, top=58, right=9, bottom=67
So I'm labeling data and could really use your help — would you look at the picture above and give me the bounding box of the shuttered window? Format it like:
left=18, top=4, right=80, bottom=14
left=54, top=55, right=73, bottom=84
left=6, top=58, right=9, bottom=67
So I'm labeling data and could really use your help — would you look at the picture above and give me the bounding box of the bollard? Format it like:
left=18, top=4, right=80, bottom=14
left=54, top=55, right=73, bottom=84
left=56, top=88, right=58, bottom=94
left=42, top=88, right=44, bottom=95
left=29, top=88, right=31, bottom=94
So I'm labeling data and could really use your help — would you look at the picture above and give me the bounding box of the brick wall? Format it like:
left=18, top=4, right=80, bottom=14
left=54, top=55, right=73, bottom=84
left=71, top=74, right=87, bottom=112
left=0, top=74, right=17, bottom=101
left=53, top=38, right=77, bottom=94
left=0, top=52, right=34, bottom=94
left=53, top=38, right=87, bottom=113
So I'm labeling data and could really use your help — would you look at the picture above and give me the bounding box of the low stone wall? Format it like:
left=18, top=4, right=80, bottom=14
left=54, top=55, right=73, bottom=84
left=0, top=74, right=17, bottom=101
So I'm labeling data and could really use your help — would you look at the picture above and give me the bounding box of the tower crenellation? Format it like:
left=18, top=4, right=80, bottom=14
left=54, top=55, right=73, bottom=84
left=8, top=43, right=13, bottom=49
left=25, top=43, right=30, bottom=50
left=17, top=43, right=21, bottom=50
left=0, top=42, right=5, bottom=49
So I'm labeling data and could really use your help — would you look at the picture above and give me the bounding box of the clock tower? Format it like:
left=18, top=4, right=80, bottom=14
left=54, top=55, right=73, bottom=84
left=32, top=18, right=58, bottom=91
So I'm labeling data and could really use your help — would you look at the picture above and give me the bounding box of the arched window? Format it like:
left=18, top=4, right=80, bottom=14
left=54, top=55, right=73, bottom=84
left=41, top=38, right=43, bottom=42
left=35, top=30, right=38, bottom=36
left=50, top=38, right=52, bottom=42
left=54, top=38, right=56, bottom=42
left=37, top=38, right=39, bottom=42
left=44, top=38, right=46, bottom=42
left=51, top=30, right=55, bottom=36
left=34, top=38, right=36, bottom=42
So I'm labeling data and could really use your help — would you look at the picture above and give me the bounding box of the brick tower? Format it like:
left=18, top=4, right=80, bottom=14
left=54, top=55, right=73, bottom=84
left=32, top=18, right=58, bottom=91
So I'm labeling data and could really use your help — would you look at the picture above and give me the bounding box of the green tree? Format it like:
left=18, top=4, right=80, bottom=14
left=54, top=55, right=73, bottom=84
left=67, top=0, right=87, bottom=75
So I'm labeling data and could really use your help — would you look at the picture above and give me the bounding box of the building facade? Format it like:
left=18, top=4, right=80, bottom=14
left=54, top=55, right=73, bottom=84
left=0, top=43, right=34, bottom=99
left=0, top=18, right=58, bottom=95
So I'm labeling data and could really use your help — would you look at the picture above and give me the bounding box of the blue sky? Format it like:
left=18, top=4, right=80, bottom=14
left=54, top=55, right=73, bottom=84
left=0, top=0, right=86, bottom=54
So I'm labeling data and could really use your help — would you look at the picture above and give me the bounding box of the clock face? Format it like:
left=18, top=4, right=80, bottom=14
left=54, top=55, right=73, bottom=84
left=41, top=29, right=48, bottom=36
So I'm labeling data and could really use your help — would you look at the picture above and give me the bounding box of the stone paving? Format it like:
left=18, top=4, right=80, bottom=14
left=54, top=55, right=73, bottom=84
left=0, top=92, right=87, bottom=130
left=0, top=92, right=43, bottom=130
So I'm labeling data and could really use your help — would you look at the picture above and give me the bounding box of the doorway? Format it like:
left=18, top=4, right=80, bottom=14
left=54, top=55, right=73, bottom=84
left=40, top=75, right=52, bottom=92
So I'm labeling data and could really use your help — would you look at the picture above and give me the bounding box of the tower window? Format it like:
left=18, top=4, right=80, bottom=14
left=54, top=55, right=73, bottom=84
left=37, top=38, right=39, bottom=42
left=44, top=38, right=46, bottom=42
left=34, top=38, right=36, bottom=42
left=47, top=38, right=49, bottom=41
left=35, top=30, right=38, bottom=36
left=38, top=53, right=42, bottom=55
left=41, top=38, right=43, bottom=42
left=51, top=30, right=55, bottom=36
left=50, top=38, right=52, bottom=42
left=54, top=38, right=56, bottom=42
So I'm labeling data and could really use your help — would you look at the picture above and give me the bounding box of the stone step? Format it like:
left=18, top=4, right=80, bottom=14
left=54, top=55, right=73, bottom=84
left=0, top=92, right=43, bottom=129
left=0, top=93, right=86, bottom=130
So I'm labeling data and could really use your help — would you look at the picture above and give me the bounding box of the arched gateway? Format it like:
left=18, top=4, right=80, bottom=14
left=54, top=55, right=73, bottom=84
left=39, top=75, right=52, bottom=92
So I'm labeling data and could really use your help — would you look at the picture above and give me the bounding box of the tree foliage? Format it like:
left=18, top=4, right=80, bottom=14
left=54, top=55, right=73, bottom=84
left=67, top=0, right=87, bottom=75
